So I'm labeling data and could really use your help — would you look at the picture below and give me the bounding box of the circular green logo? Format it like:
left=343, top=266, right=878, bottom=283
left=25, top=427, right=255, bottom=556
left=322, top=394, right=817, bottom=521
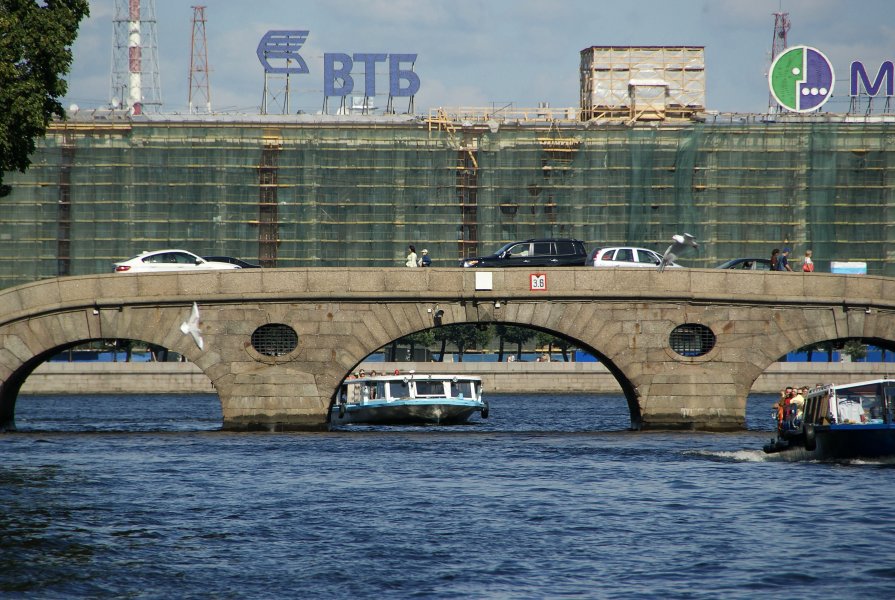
left=768, top=46, right=835, bottom=112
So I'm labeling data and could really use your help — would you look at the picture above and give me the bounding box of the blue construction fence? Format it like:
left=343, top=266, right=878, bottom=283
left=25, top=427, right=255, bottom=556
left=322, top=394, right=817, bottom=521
left=574, top=346, right=895, bottom=363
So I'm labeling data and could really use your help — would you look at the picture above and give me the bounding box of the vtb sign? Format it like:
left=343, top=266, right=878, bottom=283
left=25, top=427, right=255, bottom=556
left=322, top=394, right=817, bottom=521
left=323, top=53, right=419, bottom=97
left=768, top=45, right=893, bottom=113
left=256, top=30, right=420, bottom=98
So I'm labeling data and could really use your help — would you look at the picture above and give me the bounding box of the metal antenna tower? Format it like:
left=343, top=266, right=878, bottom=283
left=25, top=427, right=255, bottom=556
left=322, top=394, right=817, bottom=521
left=188, top=6, right=211, bottom=114
left=768, top=11, right=790, bottom=113
left=111, top=0, right=163, bottom=114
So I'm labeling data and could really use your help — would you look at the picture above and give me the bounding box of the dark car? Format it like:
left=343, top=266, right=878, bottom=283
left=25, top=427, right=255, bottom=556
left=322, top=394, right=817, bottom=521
left=460, top=239, right=588, bottom=268
left=715, top=258, right=772, bottom=271
left=202, top=256, right=261, bottom=268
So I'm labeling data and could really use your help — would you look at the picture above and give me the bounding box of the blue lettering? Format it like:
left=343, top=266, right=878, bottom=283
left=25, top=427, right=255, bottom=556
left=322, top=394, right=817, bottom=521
left=389, top=54, right=420, bottom=97
left=324, top=53, right=353, bottom=96
left=851, top=61, right=894, bottom=96
left=352, top=53, right=388, bottom=97
left=323, top=52, right=420, bottom=99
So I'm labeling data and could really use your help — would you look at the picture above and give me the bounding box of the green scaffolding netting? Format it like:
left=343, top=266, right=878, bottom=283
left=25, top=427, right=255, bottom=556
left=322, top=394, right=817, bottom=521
left=0, top=118, right=892, bottom=288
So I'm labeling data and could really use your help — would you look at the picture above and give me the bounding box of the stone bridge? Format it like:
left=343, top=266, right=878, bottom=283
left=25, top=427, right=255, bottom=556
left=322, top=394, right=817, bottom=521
left=2, top=267, right=894, bottom=432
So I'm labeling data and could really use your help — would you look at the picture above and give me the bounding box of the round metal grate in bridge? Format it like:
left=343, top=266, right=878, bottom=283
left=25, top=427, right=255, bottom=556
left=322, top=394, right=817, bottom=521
left=669, top=324, right=716, bottom=357
left=250, top=323, right=298, bottom=356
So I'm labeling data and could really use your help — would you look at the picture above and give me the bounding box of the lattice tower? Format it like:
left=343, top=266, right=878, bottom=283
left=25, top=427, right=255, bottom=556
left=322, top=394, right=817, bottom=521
left=110, top=0, right=163, bottom=114
left=767, top=12, right=790, bottom=113
left=188, top=6, right=211, bottom=113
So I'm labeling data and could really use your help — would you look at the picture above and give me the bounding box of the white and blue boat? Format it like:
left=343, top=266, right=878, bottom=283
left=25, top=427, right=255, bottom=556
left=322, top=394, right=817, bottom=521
left=764, top=378, right=895, bottom=459
left=331, top=373, right=488, bottom=426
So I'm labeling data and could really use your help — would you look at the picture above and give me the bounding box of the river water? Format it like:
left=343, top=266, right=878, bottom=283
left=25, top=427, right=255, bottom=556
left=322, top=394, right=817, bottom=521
left=4, top=392, right=895, bottom=598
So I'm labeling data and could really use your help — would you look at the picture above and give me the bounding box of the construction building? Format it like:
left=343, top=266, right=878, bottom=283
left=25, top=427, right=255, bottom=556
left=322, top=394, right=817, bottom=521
left=2, top=42, right=894, bottom=288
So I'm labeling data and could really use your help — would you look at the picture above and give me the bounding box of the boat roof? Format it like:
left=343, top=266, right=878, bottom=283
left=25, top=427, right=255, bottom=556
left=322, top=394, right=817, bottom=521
left=807, top=378, right=895, bottom=396
left=344, top=374, right=482, bottom=384
left=832, top=378, right=895, bottom=390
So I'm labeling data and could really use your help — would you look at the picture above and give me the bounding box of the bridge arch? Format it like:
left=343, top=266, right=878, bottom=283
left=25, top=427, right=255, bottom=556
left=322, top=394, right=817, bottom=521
left=738, top=304, right=895, bottom=396
left=343, top=319, right=643, bottom=429
left=0, top=306, right=218, bottom=431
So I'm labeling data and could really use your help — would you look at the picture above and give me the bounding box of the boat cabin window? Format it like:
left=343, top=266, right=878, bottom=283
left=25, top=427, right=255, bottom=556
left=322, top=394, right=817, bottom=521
left=885, top=385, right=895, bottom=424
left=415, top=381, right=447, bottom=397
left=837, top=396, right=863, bottom=423
left=389, top=381, right=410, bottom=399
left=449, top=380, right=476, bottom=399
left=346, top=383, right=363, bottom=402
left=861, top=394, right=885, bottom=423
left=836, top=393, right=884, bottom=424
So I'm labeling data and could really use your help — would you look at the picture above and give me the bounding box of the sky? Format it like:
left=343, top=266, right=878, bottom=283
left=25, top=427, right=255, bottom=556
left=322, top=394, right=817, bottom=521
left=62, top=0, right=895, bottom=116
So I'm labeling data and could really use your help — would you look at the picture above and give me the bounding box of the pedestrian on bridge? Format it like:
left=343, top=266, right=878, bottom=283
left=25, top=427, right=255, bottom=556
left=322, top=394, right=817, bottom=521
left=405, top=245, right=418, bottom=268
left=418, top=248, right=431, bottom=267
left=802, top=249, right=815, bottom=272
left=778, top=248, right=794, bottom=272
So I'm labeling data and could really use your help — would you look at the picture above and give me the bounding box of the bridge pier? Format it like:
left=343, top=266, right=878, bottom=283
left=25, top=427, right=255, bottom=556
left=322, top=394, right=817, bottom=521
left=637, top=378, right=748, bottom=431
left=218, top=370, right=331, bottom=431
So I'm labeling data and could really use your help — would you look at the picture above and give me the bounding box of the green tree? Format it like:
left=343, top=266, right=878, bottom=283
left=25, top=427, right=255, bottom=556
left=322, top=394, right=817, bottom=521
left=843, top=339, right=867, bottom=362
left=534, top=331, right=575, bottom=362
left=402, top=330, right=435, bottom=361
left=494, top=324, right=509, bottom=362
left=0, top=0, right=90, bottom=197
left=433, top=327, right=448, bottom=362
left=435, top=324, right=491, bottom=362
left=502, top=325, right=536, bottom=361
left=452, top=324, right=491, bottom=362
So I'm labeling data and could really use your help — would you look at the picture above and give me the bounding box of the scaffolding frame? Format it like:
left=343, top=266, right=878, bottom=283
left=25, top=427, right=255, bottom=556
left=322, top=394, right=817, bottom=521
left=1, top=116, right=893, bottom=288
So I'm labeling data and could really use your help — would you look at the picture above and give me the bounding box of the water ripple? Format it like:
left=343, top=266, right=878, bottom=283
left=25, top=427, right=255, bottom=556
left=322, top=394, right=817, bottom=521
left=4, top=393, right=895, bottom=597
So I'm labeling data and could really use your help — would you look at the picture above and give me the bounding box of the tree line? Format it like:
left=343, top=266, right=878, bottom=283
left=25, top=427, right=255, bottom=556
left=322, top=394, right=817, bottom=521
left=1, top=0, right=90, bottom=197
left=382, top=324, right=580, bottom=363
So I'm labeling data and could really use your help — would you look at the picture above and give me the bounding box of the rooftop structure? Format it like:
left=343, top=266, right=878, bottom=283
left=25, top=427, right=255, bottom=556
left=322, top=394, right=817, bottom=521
left=579, top=46, right=705, bottom=122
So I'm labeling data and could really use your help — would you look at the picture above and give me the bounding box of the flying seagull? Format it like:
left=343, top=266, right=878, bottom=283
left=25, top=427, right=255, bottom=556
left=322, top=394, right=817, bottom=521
left=659, top=233, right=698, bottom=272
left=180, top=302, right=204, bottom=350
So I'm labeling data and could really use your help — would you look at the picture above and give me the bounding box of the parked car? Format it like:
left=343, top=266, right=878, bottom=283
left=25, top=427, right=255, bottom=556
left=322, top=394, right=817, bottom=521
left=715, top=258, right=773, bottom=270
left=460, top=239, right=588, bottom=268
left=202, top=256, right=261, bottom=268
left=591, top=246, right=682, bottom=268
left=114, top=249, right=242, bottom=273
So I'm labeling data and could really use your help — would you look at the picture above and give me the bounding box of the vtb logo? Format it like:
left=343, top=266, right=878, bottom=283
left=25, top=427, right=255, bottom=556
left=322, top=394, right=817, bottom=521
left=768, top=45, right=835, bottom=112
left=256, top=30, right=310, bottom=74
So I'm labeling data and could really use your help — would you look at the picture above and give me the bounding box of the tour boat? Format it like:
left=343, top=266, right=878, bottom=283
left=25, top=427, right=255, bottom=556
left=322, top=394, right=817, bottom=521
left=330, top=373, right=488, bottom=426
left=763, top=378, right=895, bottom=459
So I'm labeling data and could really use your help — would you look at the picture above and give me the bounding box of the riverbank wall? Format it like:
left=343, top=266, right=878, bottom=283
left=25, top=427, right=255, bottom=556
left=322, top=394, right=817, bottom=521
left=21, top=361, right=895, bottom=395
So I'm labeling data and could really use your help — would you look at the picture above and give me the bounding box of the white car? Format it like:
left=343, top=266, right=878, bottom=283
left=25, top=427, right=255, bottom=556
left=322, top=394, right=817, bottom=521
left=591, top=246, right=682, bottom=268
left=114, top=249, right=242, bottom=273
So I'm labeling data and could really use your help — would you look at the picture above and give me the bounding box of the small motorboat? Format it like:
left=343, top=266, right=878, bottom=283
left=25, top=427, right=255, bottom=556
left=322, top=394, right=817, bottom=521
left=763, top=378, right=895, bottom=459
left=330, top=372, right=488, bottom=426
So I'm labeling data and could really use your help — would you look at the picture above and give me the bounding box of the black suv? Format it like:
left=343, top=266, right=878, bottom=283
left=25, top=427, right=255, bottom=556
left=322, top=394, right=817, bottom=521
left=460, top=239, right=588, bottom=268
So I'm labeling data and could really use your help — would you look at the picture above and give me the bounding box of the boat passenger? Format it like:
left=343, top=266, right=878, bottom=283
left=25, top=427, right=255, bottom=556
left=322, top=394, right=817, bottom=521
left=773, top=386, right=794, bottom=431
left=789, top=387, right=806, bottom=424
